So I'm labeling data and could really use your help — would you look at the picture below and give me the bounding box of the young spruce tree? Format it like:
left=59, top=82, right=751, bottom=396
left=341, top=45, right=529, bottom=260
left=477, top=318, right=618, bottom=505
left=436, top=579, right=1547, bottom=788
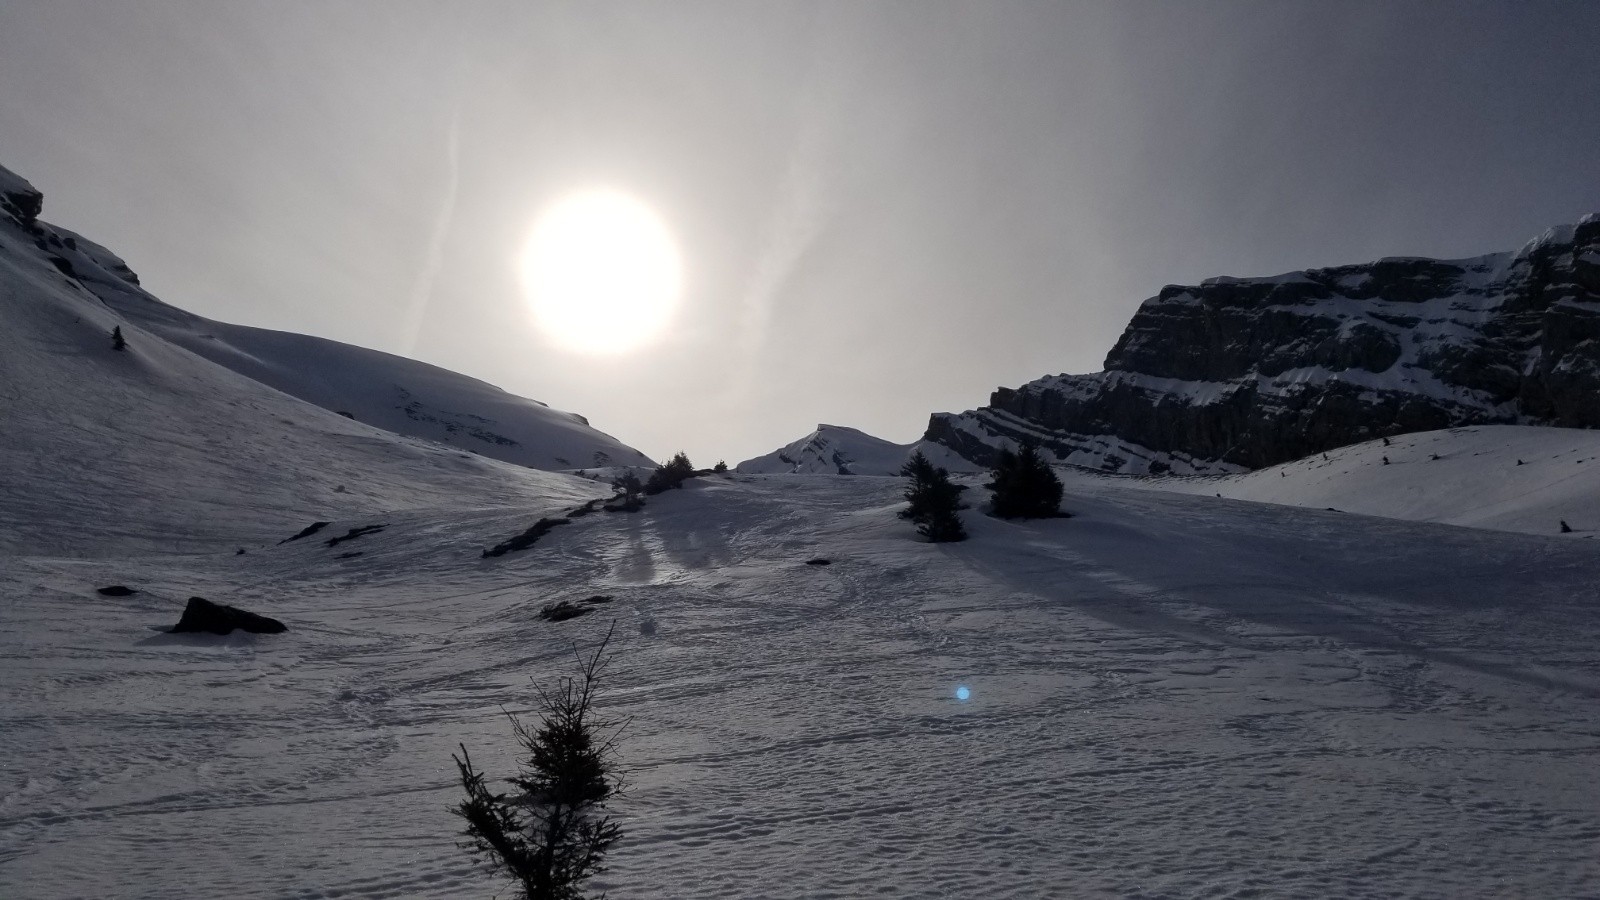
left=452, top=625, right=625, bottom=900
left=899, top=451, right=967, bottom=542
left=987, top=442, right=1065, bottom=519
left=643, top=451, right=696, bottom=495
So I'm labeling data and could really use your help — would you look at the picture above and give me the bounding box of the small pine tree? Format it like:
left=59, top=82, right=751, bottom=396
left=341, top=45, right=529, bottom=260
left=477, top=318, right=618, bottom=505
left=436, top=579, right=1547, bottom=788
left=712, top=460, right=728, bottom=474
left=898, top=452, right=938, bottom=522
left=899, top=451, right=966, bottom=542
left=453, top=625, right=625, bottom=900
left=987, top=443, right=1064, bottom=519
left=111, top=326, right=126, bottom=351
left=609, top=473, right=643, bottom=511
left=643, top=452, right=695, bottom=495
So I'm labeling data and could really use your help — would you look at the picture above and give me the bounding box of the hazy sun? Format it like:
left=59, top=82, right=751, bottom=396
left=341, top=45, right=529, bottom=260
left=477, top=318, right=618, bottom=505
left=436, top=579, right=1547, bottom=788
left=519, top=189, right=683, bottom=355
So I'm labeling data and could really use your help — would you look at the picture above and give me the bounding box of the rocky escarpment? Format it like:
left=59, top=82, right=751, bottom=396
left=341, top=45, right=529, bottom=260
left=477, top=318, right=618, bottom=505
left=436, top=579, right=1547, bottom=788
left=927, top=215, right=1600, bottom=474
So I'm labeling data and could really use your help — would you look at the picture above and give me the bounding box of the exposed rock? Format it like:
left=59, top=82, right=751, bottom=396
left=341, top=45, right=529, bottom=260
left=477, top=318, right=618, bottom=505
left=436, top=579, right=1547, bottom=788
left=96, top=585, right=137, bottom=597
left=928, top=215, right=1600, bottom=473
left=325, top=524, right=386, bottom=547
left=539, top=600, right=590, bottom=622
left=170, top=597, right=286, bottom=635
left=482, top=517, right=570, bottom=557
left=279, top=521, right=331, bottom=544
left=0, top=165, right=43, bottom=227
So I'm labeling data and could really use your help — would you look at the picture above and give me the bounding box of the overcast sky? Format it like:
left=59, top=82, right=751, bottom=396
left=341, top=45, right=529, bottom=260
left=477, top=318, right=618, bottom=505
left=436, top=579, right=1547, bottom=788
left=2, top=1, right=1598, bottom=464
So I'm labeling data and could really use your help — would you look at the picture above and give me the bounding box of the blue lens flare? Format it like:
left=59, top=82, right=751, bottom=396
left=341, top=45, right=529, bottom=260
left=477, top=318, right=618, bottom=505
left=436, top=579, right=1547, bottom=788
left=955, top=685, right=971, bottom=702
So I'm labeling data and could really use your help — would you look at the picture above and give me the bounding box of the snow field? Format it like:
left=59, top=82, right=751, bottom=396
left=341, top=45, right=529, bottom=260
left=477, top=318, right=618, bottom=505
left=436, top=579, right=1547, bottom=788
left=4, top=475, right=1600, bottom=898
left=1137, top=424, right=1600, bottom=536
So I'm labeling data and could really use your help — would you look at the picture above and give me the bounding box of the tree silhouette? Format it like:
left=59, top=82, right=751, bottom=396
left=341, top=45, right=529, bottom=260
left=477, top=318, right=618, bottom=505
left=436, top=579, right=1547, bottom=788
left=453, top=625, right=626, bottom=900
left=644, top=451, right=696, bottom=495
left=899, top=451, right=966, bottom=542
left=987, top=443, right=1064, bottom=519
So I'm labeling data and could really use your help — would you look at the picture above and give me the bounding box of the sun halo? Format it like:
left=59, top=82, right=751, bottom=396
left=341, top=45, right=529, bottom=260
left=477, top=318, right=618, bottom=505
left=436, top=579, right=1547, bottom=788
left=518, top=189, right=682, bottom=355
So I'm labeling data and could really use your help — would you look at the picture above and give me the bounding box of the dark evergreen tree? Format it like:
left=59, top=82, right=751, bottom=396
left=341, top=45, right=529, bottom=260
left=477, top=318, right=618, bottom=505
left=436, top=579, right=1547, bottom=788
left=712, top=460, right=729, bottom=474
left=987, top=443, right=1064, bottom=519
left=898, top=451, right=938, bottom=522
left=453, top=626, right=625, bottom=900
left=644, top=451, right=696, bottom=495
left=899, top=451, right=967, bottom=542
left=608, top=473, right=644, bottom=511
left=111, top=326, right=126, bottom=351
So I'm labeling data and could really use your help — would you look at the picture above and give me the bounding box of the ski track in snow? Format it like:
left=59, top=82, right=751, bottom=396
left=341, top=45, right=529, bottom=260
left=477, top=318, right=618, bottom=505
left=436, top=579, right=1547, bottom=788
left=4, top=476, right=1600, bottom=898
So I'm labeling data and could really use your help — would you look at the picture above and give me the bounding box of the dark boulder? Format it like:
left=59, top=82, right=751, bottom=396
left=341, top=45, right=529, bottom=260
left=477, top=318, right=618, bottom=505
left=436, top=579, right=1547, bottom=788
left=279, top=521, right=331, bottom=544
left=170, top=597, right=287, bottom=635
left=96, top=585, right=137, bottom=597
left=539, top=600, right=591, bottom=622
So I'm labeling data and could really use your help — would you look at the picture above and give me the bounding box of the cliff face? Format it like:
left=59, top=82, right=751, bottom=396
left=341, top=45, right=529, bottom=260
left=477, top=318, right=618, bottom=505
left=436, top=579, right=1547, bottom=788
left=928, top=215, right=1600, bottom=474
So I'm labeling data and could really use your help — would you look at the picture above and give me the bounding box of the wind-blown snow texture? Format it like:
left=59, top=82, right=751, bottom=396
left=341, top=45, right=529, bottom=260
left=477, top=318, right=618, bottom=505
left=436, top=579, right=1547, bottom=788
left=5, top=161, right=1600, bottom=898
left=6, top=476, right=1600, bottom=898
left=929, top=216, right=1600, bottom=474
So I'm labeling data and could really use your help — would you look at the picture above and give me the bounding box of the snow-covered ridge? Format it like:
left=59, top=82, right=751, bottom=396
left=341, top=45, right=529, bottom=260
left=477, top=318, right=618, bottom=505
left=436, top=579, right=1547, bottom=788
left=0, top=162, right=652, bottom=474
left=928, top=214, right=1600, bottom=474
left=736, top=424, right=977, bottom=475
left=0, top=162, right=634, bottom=554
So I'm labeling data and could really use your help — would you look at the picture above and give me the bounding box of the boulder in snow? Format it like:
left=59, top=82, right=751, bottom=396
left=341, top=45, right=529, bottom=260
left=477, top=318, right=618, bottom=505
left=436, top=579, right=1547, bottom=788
left=170, top=597, right=287, bottom=635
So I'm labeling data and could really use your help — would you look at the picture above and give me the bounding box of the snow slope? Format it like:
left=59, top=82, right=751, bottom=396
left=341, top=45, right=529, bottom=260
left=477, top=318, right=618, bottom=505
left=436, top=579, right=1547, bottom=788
left=0, top=168, right=618, bottom=556
left=736, top=423, right=979, bottom=475
left=1140, top=425, right=1600, bottom=536
left=5, top=160, right=1600, bottom=898
left=5, top=472, right=1600, bottom=898
left=1, top=162, right=652, bottom=474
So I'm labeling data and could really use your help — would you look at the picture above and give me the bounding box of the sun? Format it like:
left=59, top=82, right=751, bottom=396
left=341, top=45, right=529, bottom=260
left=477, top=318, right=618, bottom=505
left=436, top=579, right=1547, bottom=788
left=518, top=189, right=683, bottom=355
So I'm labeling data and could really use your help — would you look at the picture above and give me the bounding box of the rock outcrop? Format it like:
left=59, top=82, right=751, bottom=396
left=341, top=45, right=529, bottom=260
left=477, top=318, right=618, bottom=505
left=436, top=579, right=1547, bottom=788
left=0, top=166, right=43, bottom=227
left=170, top=597, right=287, bottom=635
left=928, top=216, right=1600, bottom=474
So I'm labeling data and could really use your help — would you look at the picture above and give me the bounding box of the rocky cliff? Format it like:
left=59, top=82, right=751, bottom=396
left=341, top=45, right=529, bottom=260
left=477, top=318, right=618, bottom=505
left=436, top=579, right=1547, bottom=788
left=927, top=215, right=1600, bottom=474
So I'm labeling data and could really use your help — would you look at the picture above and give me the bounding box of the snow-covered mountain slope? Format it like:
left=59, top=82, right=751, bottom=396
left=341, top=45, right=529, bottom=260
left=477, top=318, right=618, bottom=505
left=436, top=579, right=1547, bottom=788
left=1136, top=424, right=1600, bottom=536
left=735, top=423, right=978, bottom=475
left=0, top=163, right=651, bottom=474
left=0, top=164, right=617, bottom=556
left=6, top=474, right=1600, bottom=898
left=7, top=158, right=1600, bottom=898
left=929, top=215, right=1600, bottom=474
